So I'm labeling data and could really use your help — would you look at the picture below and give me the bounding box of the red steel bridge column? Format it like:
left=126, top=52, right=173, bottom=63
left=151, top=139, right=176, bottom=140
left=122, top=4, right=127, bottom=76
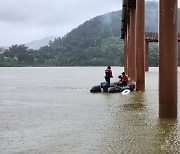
left=129, top=8, right=136, bottom=81
left=145, top=40, right=149, bottom=72
left=135, top=0, right=145, bottom=91
left=159, top=0, right=178, bottom=118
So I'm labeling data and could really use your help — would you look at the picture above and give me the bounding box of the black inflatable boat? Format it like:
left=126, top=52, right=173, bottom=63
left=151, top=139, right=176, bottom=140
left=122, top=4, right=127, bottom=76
left=90, top=82, right=135, bottom=93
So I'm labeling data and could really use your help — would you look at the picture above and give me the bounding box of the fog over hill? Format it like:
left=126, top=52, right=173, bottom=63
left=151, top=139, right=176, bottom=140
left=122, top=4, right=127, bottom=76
left=24, top=1, right=162, bottom=50
left=25, top=36, right=57, bottom=50
left=11, top=1, right=180, bottom=50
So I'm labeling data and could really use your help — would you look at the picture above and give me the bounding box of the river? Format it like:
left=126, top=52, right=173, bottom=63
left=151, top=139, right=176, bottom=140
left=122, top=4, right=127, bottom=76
left=0, top=67, right=180, bottom=153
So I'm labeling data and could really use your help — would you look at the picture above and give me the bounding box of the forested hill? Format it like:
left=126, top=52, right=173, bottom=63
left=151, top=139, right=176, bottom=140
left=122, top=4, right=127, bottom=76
left=48, top=10, right=123, bottom=66
left=1, top=1, right=180, bottom=66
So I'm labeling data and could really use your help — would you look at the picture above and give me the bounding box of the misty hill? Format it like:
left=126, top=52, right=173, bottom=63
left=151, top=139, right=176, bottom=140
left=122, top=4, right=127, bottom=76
left=27, top=1, right=160, bottom=50
left=47, top=10, right=123, bottom=66
left=146, top=1, right=180, bottom=32
left=44, top=1, right=162, bottom=66
left=25, top=36, right=57, bottom=50
left=145, top=1, right=158, bottom=32
left=2, top=1, right=180, bottom=66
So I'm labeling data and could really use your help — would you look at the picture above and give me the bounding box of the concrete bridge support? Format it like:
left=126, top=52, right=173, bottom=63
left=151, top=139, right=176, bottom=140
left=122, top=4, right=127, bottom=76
left=145, top=41, right=149, bottom=72
left=121, top=0, right=178, bottom=118
left=159, top=0, right=178, bottom=118
left=129, top=8, right=136, bottom=81
left=125, top=26, right=130, bottom=76
left=135, top=0, right=145, bottom=91
left=127, top=25, right=130, bottom=76
left=124, top=34, right=128, bottom=73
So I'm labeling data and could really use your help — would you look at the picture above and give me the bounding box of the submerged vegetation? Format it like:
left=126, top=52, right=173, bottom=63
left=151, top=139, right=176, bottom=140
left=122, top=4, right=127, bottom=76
left=0, top=1, right=180, bottom=67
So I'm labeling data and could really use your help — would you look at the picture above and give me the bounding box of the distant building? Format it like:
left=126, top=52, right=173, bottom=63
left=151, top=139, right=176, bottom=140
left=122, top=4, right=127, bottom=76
left=0, top=48, right=4, bottom=54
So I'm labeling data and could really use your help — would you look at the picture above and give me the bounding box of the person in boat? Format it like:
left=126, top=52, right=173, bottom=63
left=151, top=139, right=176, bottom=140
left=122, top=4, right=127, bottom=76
left=115, top=72, right=129, bottom=86
left=105, top=66, right=113, bottom=85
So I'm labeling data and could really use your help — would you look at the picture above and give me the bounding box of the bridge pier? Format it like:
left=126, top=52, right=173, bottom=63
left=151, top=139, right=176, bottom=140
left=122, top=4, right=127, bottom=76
left=127, top=25, right=130, bottom=77
left=159, top=0, right=178, bottom=118
left=129, top=8, right=136, bottom=81
left=124, top=34, right=128, bottom=73
left=126, top=25, right=130, bottom=76
left=135, top=0, right=145, bottom=91
left=121, top=0, right=178, bottom=119
left=145, top=41, right=149, bottom=72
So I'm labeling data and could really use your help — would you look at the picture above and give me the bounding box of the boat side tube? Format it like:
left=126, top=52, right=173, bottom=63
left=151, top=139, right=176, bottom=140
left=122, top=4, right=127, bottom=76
left=90, top=85, right=101, bottom=93
left=108, top=85, right=135, bottom=93
left=100, top=82, right=109, bottom=92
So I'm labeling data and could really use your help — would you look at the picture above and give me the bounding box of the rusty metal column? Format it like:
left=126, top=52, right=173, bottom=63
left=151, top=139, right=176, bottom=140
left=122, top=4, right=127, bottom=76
left=145, top=40, right=149, bottom=72
left=124, top=33, right=128, bottom=73
left=135, top=0, right=145, bottom=91
left=159, top=0, right=178, bottom=118
left=130, top=8, right=136, bottom=81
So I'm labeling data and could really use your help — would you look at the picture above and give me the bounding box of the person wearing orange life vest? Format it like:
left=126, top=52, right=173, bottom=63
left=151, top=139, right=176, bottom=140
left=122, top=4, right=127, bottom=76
left=105, top=66, right=113, bottom=85
left=118, top=72, right=128, bottom=86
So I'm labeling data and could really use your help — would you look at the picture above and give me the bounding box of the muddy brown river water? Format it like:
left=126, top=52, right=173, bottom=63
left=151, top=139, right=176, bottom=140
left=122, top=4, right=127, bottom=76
left=0, top=67, right=180, bottom=154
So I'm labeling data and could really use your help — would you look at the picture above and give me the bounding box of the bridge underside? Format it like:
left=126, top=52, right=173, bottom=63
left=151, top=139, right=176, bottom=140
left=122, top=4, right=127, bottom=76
left=121, top=0, right=178, bottom=119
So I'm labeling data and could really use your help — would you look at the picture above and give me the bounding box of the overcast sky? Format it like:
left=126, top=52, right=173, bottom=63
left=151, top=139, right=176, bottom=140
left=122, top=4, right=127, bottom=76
left=0, top=0, right=179, bottom=47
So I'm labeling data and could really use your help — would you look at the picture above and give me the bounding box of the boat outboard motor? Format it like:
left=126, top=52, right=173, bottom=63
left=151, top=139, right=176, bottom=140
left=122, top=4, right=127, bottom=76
left=101, top=82, right=109, bottom=92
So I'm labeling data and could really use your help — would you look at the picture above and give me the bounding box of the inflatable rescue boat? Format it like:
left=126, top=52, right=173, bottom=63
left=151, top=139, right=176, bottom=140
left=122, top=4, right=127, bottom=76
left=90, top=82, right=135, bottom=93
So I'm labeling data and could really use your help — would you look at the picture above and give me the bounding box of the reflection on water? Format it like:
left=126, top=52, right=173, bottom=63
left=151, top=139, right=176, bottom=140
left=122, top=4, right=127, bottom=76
left=154, top=119, right=180, bottom=153
left=100, top=89, right=180, bottom=153
left=0, top=67, right=180, bottom=153
left=121, top=103, right=148, bottom=111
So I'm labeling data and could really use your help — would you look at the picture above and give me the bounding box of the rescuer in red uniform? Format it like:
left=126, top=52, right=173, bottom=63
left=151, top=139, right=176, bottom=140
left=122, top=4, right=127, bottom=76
left=118, top=72, right=128, bottom=86
left=105, top=66, right=113, bottom=85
